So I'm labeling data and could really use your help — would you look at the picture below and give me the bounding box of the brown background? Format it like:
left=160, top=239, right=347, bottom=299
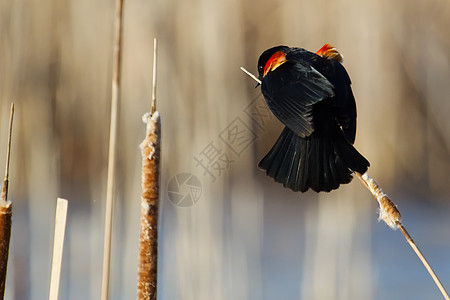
left=1, top=0, right=450, bottom=299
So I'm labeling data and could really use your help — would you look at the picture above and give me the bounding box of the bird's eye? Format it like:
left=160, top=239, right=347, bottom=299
left=258, top=65, right=263, bottom=73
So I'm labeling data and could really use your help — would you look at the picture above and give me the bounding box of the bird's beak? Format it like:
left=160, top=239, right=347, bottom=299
left=255, top=75, right=262, bottom=88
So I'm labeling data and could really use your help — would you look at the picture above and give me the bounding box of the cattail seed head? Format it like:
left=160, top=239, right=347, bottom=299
left=361, top=173, right=401, bottom=229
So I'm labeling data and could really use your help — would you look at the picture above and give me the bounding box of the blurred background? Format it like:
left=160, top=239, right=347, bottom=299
left=1, top=0, right=450, bottom=299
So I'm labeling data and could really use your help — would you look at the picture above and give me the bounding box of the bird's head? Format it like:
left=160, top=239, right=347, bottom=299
left=256, top=45, right=290, bottom=87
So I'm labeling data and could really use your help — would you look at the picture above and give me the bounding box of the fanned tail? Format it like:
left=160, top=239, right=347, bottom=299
left=258, top=127, right=369, bottom=192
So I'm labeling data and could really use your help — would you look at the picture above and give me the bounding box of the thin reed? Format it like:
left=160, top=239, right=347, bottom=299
left=101, top=0, right=125, bottom=299
left=355, top=172, right=450, bottom=300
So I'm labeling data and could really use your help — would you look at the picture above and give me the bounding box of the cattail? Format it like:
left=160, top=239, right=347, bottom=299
left=354, top=172, right=401, bottom=229
left=137, top=111, right=161, bottom=300
left=137, top=38, right=160, bottom=300
left=0, top=103, right=14, bottom=298
left=0, top=204, right=11, bottom=298
left=355, top=172, right=449, bottom=300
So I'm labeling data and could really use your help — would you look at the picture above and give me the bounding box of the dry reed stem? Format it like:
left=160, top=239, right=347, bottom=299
left=1, top=103, right=14, bottom=203
left=0, top=103, right=14, bottom=299
left=398, top=224, right=450, bottom=300
left=101, top=0, right=124, bottom=299
left=151, top=38, right=158, bottom=114
left=49, top=198, right=69, bottom=300
left=240, top=67, right=261, bottom=85
left=355, top=172, right=450, bottom=300
left=137, top=112, right=161, bottom=300
left=240, top=67, right=450, bottom=300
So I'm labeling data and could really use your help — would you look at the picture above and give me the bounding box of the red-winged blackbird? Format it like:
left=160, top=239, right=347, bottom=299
left=256, top=44, right=369, bottom=192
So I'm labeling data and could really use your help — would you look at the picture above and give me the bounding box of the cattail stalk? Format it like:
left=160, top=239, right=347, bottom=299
left=0, top=103, right=14, bottom=299
left=354, top=172, right=450, bottom=300
left=151, top=38, right=158, bottom=115
left=240, top=67, right=450, bottom=300
left=137, top=38, right=160, bottom=300
left=101, top=0, right=124, bottom=299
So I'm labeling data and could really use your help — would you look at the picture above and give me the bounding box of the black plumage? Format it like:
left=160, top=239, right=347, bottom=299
left=257, top=45, right=369, bottom=192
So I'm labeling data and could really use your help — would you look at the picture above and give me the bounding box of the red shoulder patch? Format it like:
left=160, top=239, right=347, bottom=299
left=316, top=44, right=343, bottom=63
left=263, top=51, right=287, bottom=77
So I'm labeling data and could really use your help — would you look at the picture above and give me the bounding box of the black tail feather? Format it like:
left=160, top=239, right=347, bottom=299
left=259, top=127, right=369, bottom=192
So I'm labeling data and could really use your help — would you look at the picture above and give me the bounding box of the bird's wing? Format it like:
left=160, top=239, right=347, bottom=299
left=314, top=59, right=357, bottom=144
left=261, top=61, right=334, bottom=138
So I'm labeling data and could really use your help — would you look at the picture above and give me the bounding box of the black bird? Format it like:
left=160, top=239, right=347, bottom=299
left=256, top=44, right=369, bottom=192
